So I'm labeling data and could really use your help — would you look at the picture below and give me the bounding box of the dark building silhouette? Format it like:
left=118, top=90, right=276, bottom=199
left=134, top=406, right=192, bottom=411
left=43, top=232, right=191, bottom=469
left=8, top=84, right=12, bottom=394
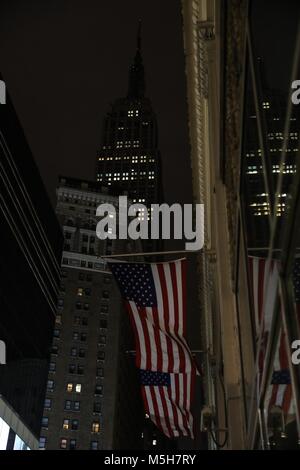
left=0, top=81, right=63, bottom=439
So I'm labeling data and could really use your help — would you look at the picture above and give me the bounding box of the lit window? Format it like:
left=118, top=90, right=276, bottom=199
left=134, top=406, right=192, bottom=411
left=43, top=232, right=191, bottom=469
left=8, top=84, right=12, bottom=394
left=75, top=383, right=82, bottom=393
left=77, top=288, right=84, bottom=296
left=92, top=422, right=100, bottom=433
left=67, top=383, right=73, bottom=392
left=55, top=314, right=62, bottom=325
left=60, top=438, right=67, bottom=449
left=63, top=419, right=70, bottom=430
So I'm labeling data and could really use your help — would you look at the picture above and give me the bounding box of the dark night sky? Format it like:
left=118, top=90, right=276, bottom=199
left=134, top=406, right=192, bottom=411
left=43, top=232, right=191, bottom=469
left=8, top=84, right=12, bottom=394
left=0, top=0, right=192, bottom=208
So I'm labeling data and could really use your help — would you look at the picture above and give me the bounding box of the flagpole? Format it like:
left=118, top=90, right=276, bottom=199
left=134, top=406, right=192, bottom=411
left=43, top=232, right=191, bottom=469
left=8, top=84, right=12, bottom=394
left=101, top=249, right=215, bottom=258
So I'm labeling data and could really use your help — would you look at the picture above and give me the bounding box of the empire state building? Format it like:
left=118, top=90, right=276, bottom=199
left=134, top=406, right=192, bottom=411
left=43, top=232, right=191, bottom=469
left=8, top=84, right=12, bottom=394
left=96, top=23, right=162, bottom=212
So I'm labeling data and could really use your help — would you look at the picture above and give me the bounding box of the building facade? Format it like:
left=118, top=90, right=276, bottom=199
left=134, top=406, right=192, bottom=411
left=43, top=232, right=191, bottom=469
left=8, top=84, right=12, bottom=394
left=0, top=83, right=63, bottom=438
left=182, top=0, right=300, bottom=449
left=41, top=177, right=144, bottom=450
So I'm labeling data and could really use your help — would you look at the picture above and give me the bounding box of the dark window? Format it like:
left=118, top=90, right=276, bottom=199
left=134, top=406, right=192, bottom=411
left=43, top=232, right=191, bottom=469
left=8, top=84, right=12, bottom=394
left=41, top=417, right=49, bottom=428
left=73, top=332, right=79, bottom=340
left=79, top=348, right=86, bottom=358
left=86, top=274, right=93, bottom=282
left=77, top=365, right=84, bottom=375
left=98, top=335, right=106, bottom=344
left=78, top=272, right=84, bottom=280
left=102, top=290, right=109, bottom=299
left=75, top=302, right=82, bottom=310
left=81, top=333, right=87, bottom=342
left=96, top=368, right=104, bottom=378
left=61, top=270, right=68, bottom=278
left=74, top=316, right=81, bottom=325
left=65, top=232, right=72, bottom=240
left=64, top=400, right=72, bottom=411
left=93, top=402, right=101, bottom=413
left=100, top=305, right=109, bottom=313
left=69, top=364, right=76, bottom=374
left=47, top=380, right=54, bottom=391
left=73, top=401, right=80, bottom=411
left=90, top=441, right=98, bottom=450
left=85, top=288, right=91, bottom=296
left=99, top=318, right=107, bottom=329
left=95, top=384, right=103, bottom=395
left=51, top=345, right=58, bottom=355
left=104, top=276, right=111, bottom=284
left=49, top=362, right=56, bottom=372
left=39, top=437, right=46, bottom=449
left=53, top=329, right=60, bottom=338
left=69, top=439, right=76, bottom=450
left=44, top=398, right=52, bottom=409
left=97, top=351, right=105, bottom=360
left=70, top=347, right=77, bottom=357
left=82, top=317, right=88, bottom=326
left=84, top=303, right=89, bottom=311
left=58, top=299, right=64, bottom=309
left=71, top=419, right=79, bottom=430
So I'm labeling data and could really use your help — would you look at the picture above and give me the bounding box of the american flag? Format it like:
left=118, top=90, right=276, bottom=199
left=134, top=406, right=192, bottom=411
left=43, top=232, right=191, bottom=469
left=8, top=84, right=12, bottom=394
left=140, top=369, right=195, bottom=438
left=249, top=257, right=300, bottom=418
left=108, top=258, right=197, bottom=438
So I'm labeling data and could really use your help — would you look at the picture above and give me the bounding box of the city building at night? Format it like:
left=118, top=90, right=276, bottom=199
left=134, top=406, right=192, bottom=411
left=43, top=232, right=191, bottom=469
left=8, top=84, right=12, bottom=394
left=95, top=23, right=162, bottom=217
left=41, top=177, right=144, bottom=450
left=0, top=84, right=63, bottom=439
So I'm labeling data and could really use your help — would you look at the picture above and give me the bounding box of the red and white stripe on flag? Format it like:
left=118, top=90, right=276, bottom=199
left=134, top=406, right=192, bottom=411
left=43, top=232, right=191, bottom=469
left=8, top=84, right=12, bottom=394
left=141, top=369, right=196, bottom=439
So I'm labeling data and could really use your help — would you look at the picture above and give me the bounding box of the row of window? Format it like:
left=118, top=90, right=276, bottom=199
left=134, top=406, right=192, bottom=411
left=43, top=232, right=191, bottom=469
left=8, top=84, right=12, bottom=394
left=41, top=416, right=100, bottom=433
left=39, top=437, right=99, bottom=450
